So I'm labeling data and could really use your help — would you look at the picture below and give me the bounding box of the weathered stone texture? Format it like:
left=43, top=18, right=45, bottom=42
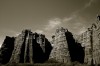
left=0, top=29, right=52, bottom=64
left=76, top=17, right=100, bottom=65
left=50, top=27, right=84, bottom=64
left=9, top=30, right=52, bottom=63
left=50, top=27, right=71, bottom=63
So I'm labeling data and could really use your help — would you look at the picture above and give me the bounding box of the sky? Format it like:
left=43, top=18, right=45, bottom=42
left=0, top=0, right=100, bottom=47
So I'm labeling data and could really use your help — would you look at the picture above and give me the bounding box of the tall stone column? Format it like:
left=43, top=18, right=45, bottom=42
left=9, top=30, right=27, bottom=63
left=29, top=33, right=34, bottom=63
left=24, top=31, right=29, bottom=63
left=50, top=27, right=71, bottom=64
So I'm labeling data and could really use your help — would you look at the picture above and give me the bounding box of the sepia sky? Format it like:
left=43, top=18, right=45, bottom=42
left=0, top=0, right=100, bottom=47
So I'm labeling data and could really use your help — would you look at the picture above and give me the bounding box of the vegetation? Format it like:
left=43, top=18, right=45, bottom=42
left=0, top=59, right=92, bottom=66
left=0, top=63, right=91, bottom=66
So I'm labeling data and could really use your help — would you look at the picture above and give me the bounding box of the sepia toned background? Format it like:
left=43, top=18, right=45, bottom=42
left=0, top=0, right=100, bottom=47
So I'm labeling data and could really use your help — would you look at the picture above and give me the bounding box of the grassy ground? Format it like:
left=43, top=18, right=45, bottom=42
left=0, top=63, right=91, bottom=66
left=0, top=59, right=92, bottom=66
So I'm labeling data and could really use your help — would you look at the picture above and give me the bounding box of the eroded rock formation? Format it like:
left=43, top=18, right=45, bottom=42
left=50, top=27, right=84, bottom=63
left=0, top=29, right=52, bottom=64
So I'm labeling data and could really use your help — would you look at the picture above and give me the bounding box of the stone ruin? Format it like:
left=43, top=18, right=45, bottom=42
left=0, top=29, right=52, bottom=64
left=50, top=27, right=84, bottom=64
left=0, top=16, right=100, bottom=65
left=0, top=28, right=89, bottom=65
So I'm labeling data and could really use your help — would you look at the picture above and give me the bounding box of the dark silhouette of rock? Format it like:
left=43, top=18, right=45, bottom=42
left=0, top=36, right=15, bottom=64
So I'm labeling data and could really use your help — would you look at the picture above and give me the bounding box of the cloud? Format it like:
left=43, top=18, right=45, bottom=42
left=35, top=30, right=44, bottom=34
left=63, top=15, right=76, bottom=22
left=1, top=29, right=20, bottom=36
left=8, top=30, right=20, bottom=36
left=44, top=15, right=76, bottom=31
left=80, top=0, right=96, bottom=12
left=78, top=27, right=87, bottom=34
left=71, top=0, right=95, bottom=16
left=85, top=0, right=94, bottom=8
left=63, top=17, right=73, bottom=22
left=44, top=18, right=61, bottom=30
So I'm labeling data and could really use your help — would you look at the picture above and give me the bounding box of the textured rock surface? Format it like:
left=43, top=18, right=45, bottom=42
left=9, top=30, right=52, bottom=63
left=50, top=27, right=84, bottom=63
left=76, top=17, right=100, bottom=65
left=50, top=27, right=71, bottom=64
left=0, top=30, right=52, bottom=64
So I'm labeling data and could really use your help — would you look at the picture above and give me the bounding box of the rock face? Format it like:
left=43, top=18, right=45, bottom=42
left=50, top=27, right=71, bottom=64
left=50, top=27, right=84, bottom=63
left=0, top=16, right=100, bottom=65
left=76, top=17, right=100, bottom=65
left=0, top=36, right=15, bottom=64
left=0, top=29, right=52, bottom=64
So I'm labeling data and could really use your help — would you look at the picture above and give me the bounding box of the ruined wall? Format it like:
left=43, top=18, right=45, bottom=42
left=50, top=27, right=71, bottom=63
left=9, top=30, right=28, bottom=63
left=1, top=17, right=100, bottom=65
left=76, top=29, right=92, bottom=64
left=9, top=30, right=52, bottom=63
left=50, top=27, right=84, bottom=63
left=0, top=29, right=52, bottom=64
left=92, top=20, right=100, bottom=65
left=76, top=17, right=100, bottom=65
